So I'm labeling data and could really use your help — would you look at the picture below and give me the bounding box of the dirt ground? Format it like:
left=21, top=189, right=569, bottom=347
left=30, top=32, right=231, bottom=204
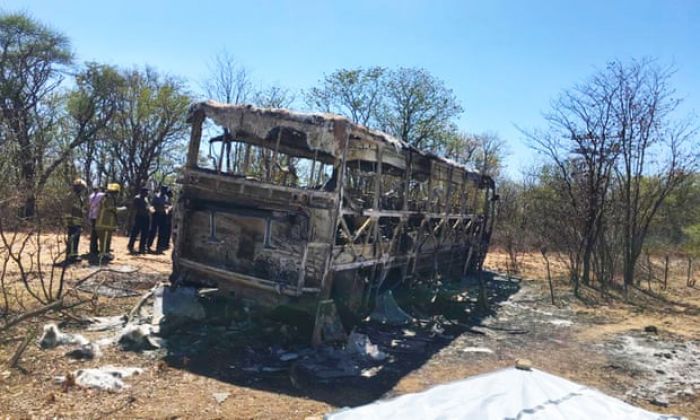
left=1, top=237, right=699, bottom=419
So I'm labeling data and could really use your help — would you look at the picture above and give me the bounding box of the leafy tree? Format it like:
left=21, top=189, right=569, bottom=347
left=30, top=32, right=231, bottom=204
left=379, top=67, right=462, bottom=149
left=305, top=66, right=463, bottom=152
left=0, top=12, right=72, bottom=216
left=305, top=67, right=386, bottom=126
left=442, top=129, right=506, bottom=177
left=106, top=67, right=191, bottom=199
left=56, top=63, right=122, bottom=190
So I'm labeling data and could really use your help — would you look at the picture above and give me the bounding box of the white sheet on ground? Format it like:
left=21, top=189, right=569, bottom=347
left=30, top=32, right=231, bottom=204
left=326, top=367, right=681, bottom=420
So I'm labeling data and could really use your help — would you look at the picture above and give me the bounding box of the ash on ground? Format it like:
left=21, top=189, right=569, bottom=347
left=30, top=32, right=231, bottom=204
left=601, top=330, right=700, bottom=406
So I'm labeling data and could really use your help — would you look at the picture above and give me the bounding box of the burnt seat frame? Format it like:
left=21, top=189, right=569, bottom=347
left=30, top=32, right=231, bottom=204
left=172, top=101, right=495, bottom=322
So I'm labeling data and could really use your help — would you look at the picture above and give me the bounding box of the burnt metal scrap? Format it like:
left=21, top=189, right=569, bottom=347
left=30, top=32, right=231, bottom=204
left=171, top=101, right=497, bottom=342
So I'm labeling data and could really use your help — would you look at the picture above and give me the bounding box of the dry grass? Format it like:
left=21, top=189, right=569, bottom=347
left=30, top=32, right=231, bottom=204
left=0, top=240, right=698, bottom=418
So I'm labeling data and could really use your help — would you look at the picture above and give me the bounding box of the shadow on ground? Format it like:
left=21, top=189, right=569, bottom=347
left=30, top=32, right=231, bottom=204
left=162, top=271, right=520, bottom=407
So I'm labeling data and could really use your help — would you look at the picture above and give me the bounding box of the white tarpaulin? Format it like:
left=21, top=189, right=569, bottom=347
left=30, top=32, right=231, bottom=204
left=326, top=367, right=682, bottom=420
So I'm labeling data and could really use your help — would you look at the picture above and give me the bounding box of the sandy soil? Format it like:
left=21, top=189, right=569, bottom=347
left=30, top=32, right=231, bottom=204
left=0, top=238, right=698, bottom=419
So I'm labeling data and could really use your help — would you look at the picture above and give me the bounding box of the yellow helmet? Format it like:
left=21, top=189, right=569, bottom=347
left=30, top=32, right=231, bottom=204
left=72, top=178, right=87, bottom=188
left=107, top=183, right=121, bottom=193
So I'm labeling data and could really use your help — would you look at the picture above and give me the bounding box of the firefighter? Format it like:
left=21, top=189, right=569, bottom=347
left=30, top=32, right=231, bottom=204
left=95, top=183, right=126, bottom=264
left=60, top=178, right=87, bottom=266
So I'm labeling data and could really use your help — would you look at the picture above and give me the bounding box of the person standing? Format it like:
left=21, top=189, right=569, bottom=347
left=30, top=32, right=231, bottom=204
left=60, top=178, right=87, bottom=266
left=87, top=186, right=105, bottom=257
left=95, top=183, right=126, bottom=264
left=162, top=187, right=174, bottom=250
left=148, top=185, right=170, bottom=253
left=128, top=186, right=151, bottom=254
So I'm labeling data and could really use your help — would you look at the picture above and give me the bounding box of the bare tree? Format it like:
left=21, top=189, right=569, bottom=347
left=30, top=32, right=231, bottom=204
left=253, top=84, right=296, bottom=108
left=527, top=59, right=697, bottom=295
left=473, top=132, right=507, bottom=178
left=202, top=51, right=254, bottom=173
left=202, top=50, right=252, bottom=105
left=527, top=66, right=623, bottom=293
left=605, top=60, right=698, bottom=288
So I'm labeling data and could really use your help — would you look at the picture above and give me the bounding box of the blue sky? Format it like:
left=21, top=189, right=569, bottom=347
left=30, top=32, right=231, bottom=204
left=4, top=0, right=698, bottom=177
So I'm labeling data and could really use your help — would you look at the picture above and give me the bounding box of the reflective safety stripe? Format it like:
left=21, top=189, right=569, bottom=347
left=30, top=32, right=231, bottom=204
left=95, top=197, right=119, bottom=230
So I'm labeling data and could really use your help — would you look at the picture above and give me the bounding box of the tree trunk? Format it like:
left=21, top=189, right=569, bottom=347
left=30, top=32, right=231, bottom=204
left=582, top=242, right=593, bottom=286
left=542, top=252, right=555, bottom=305
left=646, top=253, right=653, bottom=291
left=22, top=195, right=36, bottom=219
left=20, top=155, right=37, bottom=218
left=663, top=255, right=669, bottom=290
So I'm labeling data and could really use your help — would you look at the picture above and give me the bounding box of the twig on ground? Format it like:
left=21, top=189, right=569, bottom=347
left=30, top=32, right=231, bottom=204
left=475, top=325, right=529, bottom=334
left=1, top=299, right=64, bottom=332
left=0, top=335, right=23, bottom=345
left=8, top=328, right=36, bottom=368
left=0, top=267, right=138, bottom=332
left=127, top=286, right=158, bottom=323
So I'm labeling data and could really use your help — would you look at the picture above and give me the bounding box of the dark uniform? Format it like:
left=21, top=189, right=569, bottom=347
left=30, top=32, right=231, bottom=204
left=148, top=188, right=170, bottom=252
left=128, top=190, right=150, bottom=254
left=162, top=189, right=174, bottom=249
left=62, top=181, right=86, bottom=264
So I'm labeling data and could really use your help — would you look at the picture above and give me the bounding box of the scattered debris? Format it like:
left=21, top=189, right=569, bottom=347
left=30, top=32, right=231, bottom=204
left=548, top=319, right=573, bottom=327
left=369, top=291, right=413, bottom=326
left=156, top=286, right=206, bottom=323
left=38, top=324, right=88, bottom=349
left=279, top=352, right=299, bottom=362
left=65, top=342, right=102, bottom=360
left=312, top=299, right=347, bottom=345
left=117, top=324, right=164, bottom=351
left=462, top=346, right=494, bottom=354
left=402, top=329, right=416, bottom=337
left=644, top=325, right=659, bottom=334
left=360, top=366, right=383, bottom=378
left=212, top=392, right=231, bottom=404
left=346, top=332, right=386, bottom=361
left=76, top=266, right=147, bottom=297
left=127, top=286, right=158, bottom=323
left=86, top=315, right=128, bottom=332
left=602, top=332, right=700, bottom=403
left=56, top=366, right=143, bottom=392
left=515, top=358, right=533, bottom=371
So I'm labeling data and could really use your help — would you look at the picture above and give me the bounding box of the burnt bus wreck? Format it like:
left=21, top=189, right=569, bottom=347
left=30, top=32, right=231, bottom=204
left=171, top=101, right=496, bottom=342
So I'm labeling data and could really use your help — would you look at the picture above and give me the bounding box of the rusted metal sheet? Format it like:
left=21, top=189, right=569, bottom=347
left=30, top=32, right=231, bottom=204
left=173, top=101, right=496, bottom=340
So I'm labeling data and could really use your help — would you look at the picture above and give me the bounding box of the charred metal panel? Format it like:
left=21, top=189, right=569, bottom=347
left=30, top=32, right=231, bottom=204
left=173, top=102, right=496, bottom=337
